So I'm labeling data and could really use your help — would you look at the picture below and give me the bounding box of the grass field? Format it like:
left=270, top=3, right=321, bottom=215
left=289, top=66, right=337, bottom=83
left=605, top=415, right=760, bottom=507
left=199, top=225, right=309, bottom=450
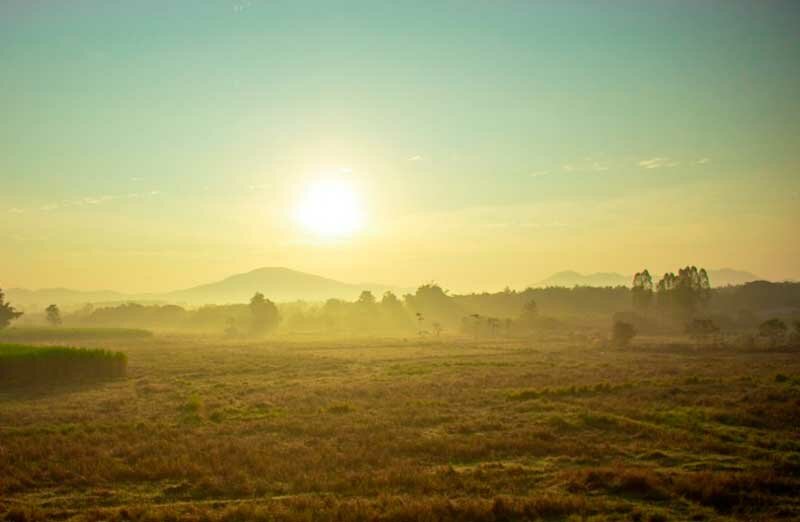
left=1, top=334, right=798, bottom=521
left=0, top=327, right=153, bottom=344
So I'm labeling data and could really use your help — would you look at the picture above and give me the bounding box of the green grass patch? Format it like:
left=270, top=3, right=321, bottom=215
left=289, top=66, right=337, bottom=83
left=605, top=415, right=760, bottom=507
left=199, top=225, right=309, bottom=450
left=0, top=343, right=127, bottom=387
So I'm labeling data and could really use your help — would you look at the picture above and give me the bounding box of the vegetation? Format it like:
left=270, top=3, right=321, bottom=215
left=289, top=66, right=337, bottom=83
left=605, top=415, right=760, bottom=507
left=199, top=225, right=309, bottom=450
left=0, top=343, right=126, bottom=387
left=759, top=318, right=788, bottom=347
left=0, top=288, right=23, bottom=329
left=249, top=292, right=281, bottom=335
left=1, top=333, right=799, bottom=520
left=45, top=304, right=62, bottom=326
left=612, top=320, right=636, bottom=347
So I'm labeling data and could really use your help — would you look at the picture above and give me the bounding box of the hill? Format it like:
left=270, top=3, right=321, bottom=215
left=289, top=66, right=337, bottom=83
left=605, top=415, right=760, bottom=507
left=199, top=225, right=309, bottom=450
left=536, top=271, right=629, bottom=288
left=164, top=267, right=397, bottom=304
left=536, top=268, right=762, bottom=288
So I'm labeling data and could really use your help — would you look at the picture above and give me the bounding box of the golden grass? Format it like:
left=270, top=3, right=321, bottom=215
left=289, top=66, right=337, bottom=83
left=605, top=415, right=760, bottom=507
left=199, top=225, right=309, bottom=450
left=1, top=334, right=798, bottom=521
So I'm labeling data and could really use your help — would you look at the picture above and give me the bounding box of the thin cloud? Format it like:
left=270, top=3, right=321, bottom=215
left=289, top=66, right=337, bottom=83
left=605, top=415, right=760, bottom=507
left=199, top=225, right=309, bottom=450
left=562, top=161, right=608, bottom=173
left=697, top=157, right=711, bottom=165
left=530, top=170, right=550, bottom=177
left=408, top=155, right=423, bottom=161
left=638, top=157, right=678, bottom=169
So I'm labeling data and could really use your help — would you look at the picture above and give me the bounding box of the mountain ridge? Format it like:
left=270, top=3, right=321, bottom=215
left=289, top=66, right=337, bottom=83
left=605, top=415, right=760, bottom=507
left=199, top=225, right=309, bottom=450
left=4, top=266, right=769, bottom=309
left=535, top=268, right=762, bottom=288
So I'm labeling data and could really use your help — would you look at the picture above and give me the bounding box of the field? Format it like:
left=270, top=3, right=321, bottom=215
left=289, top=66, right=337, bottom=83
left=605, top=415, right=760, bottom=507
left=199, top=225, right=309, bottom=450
left=1, top=334, right=799, bottom=521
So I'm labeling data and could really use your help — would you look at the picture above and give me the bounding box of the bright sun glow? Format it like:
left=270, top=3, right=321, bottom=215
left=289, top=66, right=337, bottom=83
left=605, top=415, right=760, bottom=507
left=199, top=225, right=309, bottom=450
left=294, top=179, right=364, bottom=238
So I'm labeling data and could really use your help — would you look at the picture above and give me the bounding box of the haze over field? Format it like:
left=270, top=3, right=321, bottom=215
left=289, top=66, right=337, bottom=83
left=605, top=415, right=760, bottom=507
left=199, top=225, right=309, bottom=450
left=2, top=1, right=799, bottom=294
left=2, top=3, right=800, bottom=521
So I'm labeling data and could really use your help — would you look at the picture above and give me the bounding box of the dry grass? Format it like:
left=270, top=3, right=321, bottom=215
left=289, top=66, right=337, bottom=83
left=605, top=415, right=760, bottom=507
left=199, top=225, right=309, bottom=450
left=1, top=334, right=799, bottom=521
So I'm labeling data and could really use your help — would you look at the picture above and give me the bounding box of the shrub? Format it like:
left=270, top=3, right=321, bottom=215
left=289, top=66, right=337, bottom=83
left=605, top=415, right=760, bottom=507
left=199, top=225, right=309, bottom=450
left=612, top=321, right=636, bottom=348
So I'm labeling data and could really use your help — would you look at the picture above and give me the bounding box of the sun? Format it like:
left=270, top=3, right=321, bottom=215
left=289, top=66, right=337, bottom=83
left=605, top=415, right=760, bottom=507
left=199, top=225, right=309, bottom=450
left=294, top=179, right=364, bottom=238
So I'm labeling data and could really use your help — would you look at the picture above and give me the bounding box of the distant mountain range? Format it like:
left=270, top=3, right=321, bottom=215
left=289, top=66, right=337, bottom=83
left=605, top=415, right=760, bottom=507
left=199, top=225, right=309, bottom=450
left=5, top=267, right=402, bottom=309
left=4, top=266, right=767, bottom=310
left=535, top=268, right=762, bottom=288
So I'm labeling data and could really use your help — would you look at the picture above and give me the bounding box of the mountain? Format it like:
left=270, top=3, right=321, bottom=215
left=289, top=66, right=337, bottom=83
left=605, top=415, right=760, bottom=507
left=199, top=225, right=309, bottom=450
left=536, top=268, right=762, bottom=288
left=164, top=267, right=399, bottom=304
left=4, top=287, right=128, bottom=310
left=536, top=271, right=629, bottom=288
left=5, top=267, right=402, bottom=308
left=707, top=268, right=761, bottom=287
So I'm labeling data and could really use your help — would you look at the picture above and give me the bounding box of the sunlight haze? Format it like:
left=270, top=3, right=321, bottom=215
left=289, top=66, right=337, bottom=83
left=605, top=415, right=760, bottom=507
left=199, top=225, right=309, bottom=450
left=2, top=1, right=798, bottom=293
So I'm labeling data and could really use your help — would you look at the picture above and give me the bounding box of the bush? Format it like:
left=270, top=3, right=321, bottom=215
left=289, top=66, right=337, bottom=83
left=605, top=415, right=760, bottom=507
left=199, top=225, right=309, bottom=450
left=612, top=321, right=636, bottom=348
left=759, top=318, right=787, bottom=347
left=0, top=344, right=127, bottom=387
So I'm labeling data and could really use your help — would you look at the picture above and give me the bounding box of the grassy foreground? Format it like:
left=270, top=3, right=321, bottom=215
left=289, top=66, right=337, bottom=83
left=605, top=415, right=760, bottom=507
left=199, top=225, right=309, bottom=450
left=0, top=334, right=798, bottom=521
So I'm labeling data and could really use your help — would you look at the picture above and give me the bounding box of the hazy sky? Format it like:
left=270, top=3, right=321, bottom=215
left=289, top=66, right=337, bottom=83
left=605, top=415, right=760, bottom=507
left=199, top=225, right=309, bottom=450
left=2, top=1, right=799, bottom=293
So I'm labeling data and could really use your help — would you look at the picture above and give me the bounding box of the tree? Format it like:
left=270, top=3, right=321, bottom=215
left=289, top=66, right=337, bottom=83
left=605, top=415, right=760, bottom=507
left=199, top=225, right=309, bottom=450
left=0, top=288, right=23, bottom=329
left=612, top=321, right=636, bottom=348
left=45, top=304, right=62, bottom=327
left=656, top=272, right=677, bottom=316
left=249, top=292, right=281, bottom=335
left=759, top=318, right=787, bottom=348
left=357, top=290, right=376, bottom=306
left=631, top=270, right=654, bottom=313
left=656, top=267, right=711, bottom=321
left=686, top=318, right=719, bottom=346
left=673, top=266, right=711, bottom=318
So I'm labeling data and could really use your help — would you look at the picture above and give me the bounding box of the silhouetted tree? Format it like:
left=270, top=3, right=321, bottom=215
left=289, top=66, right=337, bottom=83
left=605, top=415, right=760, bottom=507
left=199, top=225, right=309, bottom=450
left=0, top=288, right=23, bottom=329
left=632, top=270, right=654, bottom=313
left=45, top=304, right=62, bottom=326
left=404, top=284, right=464, bottom=328
left=656, top=272, right=677, bottom=317
left=357, top=290, right=376, bottom=306
left=415, top=312, right=424, bottom=336
left=612, top=321, right=636, bottom=348
left=656, top=267, right=711, bottom=321
left=380, top=291, right=410, bottom=331
left=759, top=318, right=787, bottom=348
left=249, top=292, right=280, bottom=335
left=674, top=266, right=711, bottom=318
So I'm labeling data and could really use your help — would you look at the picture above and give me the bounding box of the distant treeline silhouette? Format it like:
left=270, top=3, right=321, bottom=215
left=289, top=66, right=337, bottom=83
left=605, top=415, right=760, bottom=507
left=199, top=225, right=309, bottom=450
left=2, top=269, right=798, bottom=337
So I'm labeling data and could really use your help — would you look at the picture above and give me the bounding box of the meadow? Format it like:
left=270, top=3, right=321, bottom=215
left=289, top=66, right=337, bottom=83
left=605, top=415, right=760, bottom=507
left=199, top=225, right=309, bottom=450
left=1, top=333, right=799, bottom=521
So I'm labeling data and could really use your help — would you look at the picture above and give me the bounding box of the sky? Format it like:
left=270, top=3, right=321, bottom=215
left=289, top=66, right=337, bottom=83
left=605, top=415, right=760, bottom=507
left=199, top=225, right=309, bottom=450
left=1, top=0, right=799, bottom=294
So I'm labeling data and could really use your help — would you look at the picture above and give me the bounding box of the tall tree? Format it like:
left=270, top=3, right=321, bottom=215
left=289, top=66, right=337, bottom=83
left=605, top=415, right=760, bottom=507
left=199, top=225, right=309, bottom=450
left=631, top=270, right=654, bottom=313
left=0, top=288, right=23, bottom=329
left=656, top=267, right=711, bottom=321
left=249, top=292, right=281, bottom=335
left=45, top=304, right=62, bottom=326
